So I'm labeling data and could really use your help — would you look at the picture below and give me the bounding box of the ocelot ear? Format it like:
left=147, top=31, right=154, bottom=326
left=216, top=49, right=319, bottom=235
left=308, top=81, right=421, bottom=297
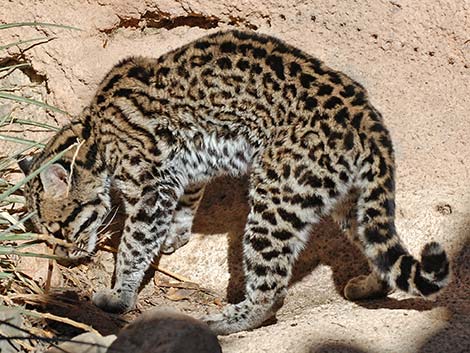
left=18, top=156, right=34, bottom=175
left=40, top=164, right=69, bottom=198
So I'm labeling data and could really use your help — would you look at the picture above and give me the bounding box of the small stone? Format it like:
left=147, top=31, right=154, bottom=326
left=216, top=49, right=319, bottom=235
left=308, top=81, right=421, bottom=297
left=435, top=203, right=452, bottom=215
left=45, top=332, right=116, bottom=353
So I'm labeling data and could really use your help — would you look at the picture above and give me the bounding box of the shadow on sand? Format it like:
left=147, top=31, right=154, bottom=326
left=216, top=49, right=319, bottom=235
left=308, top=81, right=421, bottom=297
left=38, top=175, right=468, bottom=353
left=193, top=176, right=470, bottom=353
left=193, top=175, right=443, bottom=313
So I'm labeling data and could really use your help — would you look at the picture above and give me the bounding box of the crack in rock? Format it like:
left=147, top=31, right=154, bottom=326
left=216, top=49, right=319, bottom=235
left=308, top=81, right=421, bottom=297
left=0, top=57, right=47, bottom=86
left=144, top=10, right=220, bottom=30
left=228, top=15, right=258, bottom=30
left=101, top=10, right=222, bottom=34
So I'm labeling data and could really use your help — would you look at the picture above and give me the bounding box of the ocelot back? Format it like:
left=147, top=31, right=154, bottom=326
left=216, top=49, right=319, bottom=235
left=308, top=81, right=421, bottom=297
left=19, top=30, right=450, bottom=335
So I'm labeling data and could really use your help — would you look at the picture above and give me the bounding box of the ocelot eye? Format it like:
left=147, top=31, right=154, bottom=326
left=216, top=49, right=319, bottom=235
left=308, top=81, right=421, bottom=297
left=52, top=230, right=65, bottom=240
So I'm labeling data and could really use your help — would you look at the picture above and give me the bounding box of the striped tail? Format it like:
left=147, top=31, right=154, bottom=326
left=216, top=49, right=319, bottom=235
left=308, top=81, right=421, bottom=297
left=350, top=110, right=450, bottom=298
left=390, top=242, right=450, bottom=296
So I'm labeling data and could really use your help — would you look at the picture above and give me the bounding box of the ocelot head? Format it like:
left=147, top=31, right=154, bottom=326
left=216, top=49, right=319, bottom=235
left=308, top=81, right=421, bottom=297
left=18, top=123, right=111, bottom=261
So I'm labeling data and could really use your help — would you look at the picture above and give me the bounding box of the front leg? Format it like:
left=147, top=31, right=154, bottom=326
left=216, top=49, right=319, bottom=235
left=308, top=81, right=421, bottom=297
left=93, top=179, right=181, bottom=313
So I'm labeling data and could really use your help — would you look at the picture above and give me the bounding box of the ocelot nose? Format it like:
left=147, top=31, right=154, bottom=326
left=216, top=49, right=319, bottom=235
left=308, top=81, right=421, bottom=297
left=53, top=245, right=73, bottom=266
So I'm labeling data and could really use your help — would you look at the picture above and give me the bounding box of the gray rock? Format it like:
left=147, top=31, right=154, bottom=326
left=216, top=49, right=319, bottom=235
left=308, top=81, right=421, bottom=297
left=45, top=332, right=117, bottom=353
left=107, top=308, right=221, bottom=353
left=0, top=309, right=28, bottom=353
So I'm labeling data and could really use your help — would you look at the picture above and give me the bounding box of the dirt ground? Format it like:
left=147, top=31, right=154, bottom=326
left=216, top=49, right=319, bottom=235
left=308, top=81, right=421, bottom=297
left=1, top=1, right=469, bottom=352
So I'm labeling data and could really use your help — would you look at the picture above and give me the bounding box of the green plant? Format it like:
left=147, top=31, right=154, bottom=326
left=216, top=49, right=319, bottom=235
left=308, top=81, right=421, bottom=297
left=0, top=22, right=78, bottom=282
left=0, top=22, right=83, bottom=352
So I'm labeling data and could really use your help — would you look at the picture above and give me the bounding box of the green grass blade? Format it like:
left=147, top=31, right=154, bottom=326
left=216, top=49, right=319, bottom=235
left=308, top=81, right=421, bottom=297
left=0, top=178, right=9, bottom=186
left=0, top=247, right=58, bottom=259
left=0, top=142, right=78, bottom=201
left=0, top=142, right=45, bottom=171
left=0, top=92, right=68, bottom=115
left=0, top=196, right=25, bottom=205
left=0, top=212, right=36, bottom=237
left=0, top=233, right=39, bottom=241
left=0, top=196, right=25, bottom=204
left=0, top=22, right=81, bottom=31
left=0, top=134, right=45, bottom=147
left=0, top=37, right=51, bottom=51
left=0, top=63, right=30, bottom=73
left=9, top=240, right=43, bottom=250
left=1, top=113, right=12, bottom=125
left=0, top=118, right=59, bottom=131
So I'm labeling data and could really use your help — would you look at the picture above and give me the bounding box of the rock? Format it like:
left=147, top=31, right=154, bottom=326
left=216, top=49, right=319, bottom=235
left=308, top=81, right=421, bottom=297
left=45, top=332, right=116, bottom=353
left=0, top=309, right=27, bottom=353
left=15, top=243, right=63, bottom=288
left=107, top=308, right=222, bottom=353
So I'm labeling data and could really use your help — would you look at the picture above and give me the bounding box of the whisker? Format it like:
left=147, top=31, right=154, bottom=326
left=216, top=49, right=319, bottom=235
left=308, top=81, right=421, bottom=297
left=97, top=230, right=119, bottom=246
left=96, top=206, right=120, bottom=237
left=103, top=205, right=119, bottom=224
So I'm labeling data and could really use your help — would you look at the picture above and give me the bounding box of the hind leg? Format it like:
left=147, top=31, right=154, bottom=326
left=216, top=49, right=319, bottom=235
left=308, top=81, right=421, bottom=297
left=204, top=192, right=315, bottom=334
left=203, top=149, right=347, bottom=334
left=331, top=189, right=391, bottom=300
left=162, top=183, right=206, bottom=254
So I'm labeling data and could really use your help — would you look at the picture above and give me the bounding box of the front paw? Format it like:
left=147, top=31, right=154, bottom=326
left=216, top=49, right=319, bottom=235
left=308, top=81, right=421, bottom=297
left=92, top=288, right=136, bottom=313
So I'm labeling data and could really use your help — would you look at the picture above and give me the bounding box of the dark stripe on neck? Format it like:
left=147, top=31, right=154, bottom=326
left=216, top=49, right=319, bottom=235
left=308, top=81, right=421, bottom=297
left=75, top=210, right=98, bottom=238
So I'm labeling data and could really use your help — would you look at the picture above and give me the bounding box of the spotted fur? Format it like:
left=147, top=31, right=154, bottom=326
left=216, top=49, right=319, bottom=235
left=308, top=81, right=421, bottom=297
left=20, top=30, right=450, bottom=335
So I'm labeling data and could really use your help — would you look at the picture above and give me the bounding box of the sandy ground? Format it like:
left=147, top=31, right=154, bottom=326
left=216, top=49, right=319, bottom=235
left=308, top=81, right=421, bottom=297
left=0, top=1, right=469, bottom=352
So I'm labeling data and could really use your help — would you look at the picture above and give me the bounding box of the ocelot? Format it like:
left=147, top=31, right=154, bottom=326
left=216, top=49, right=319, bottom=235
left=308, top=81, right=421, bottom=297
left=19, top=30, right=450, bottom=335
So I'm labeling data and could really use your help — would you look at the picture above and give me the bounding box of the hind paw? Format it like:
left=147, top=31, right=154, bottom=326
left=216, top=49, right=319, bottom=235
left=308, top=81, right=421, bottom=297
left=202, top=300, right=276, bottom=335
left=202, top=312, right=233, bottom=335
left=202, top=305, right=244, bottom=335
left=344, top=273, right=391, bottom=301
left=92, top=288, right=136, bottom=313
left=161, top=228, right=191, bottom=254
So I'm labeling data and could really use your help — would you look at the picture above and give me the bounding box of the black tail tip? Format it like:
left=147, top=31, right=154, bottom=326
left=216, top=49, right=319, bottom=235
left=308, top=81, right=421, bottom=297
left=420, top=241, right=450, bottom=282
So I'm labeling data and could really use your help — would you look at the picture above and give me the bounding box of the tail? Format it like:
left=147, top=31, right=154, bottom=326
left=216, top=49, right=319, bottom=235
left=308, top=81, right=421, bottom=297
left=349, top=110, right=450, bottom=297
left=389, top=241, right=450, bottom=296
